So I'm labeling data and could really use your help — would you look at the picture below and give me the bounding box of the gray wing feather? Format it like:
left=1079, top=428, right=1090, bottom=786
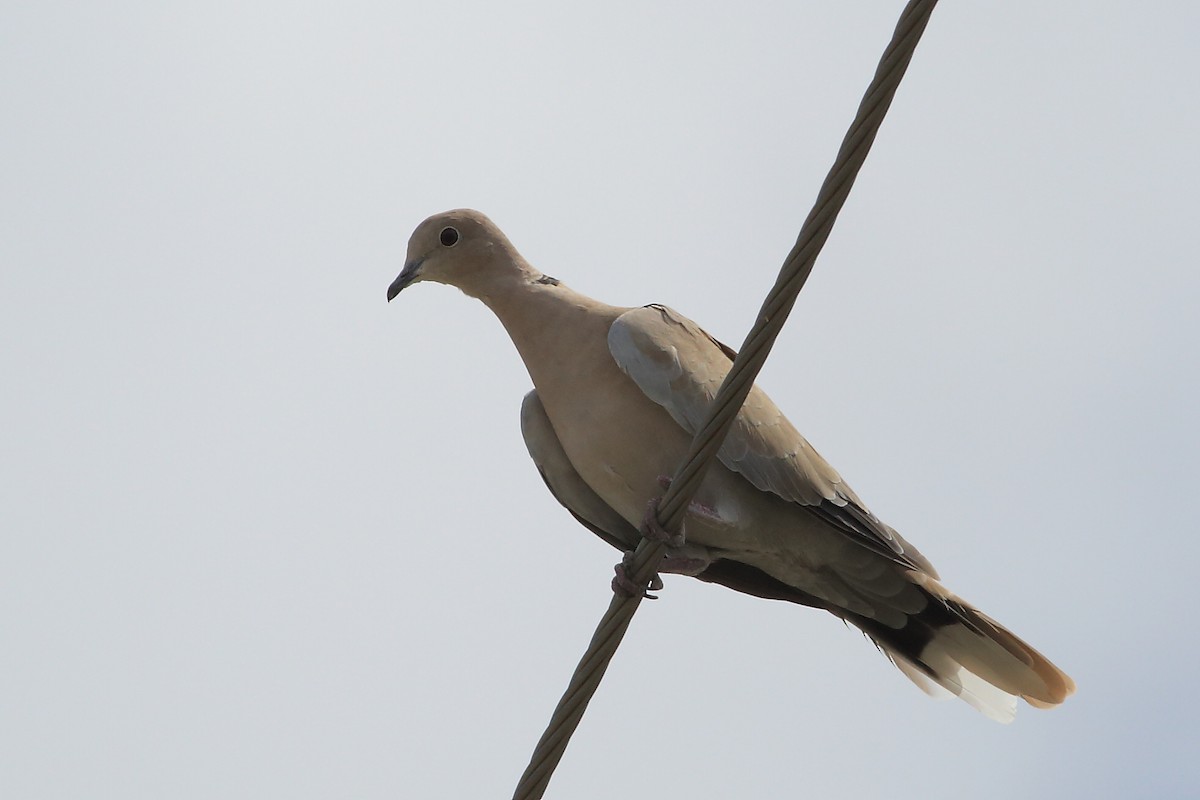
left=608, top=304, right=937, bottom=576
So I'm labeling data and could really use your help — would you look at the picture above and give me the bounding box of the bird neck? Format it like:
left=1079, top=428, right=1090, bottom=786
left=479, top=275, right=626, bottom=395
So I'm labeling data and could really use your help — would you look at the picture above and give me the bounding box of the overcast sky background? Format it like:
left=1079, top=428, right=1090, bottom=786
left=3, top=2, right=1198, bottom=798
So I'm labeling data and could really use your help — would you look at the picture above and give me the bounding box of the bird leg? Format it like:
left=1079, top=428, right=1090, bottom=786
left=611, top=551, right=710, bottom=598
left=641, top=495, right=686, bottom=548
left=611, top=482, right=698, bottom=597
left=612, top=551, right=664, bottom=599
left=651, top=474, right=727, bottom=529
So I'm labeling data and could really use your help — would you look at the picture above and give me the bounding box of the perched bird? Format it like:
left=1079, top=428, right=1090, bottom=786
left=387, top=208, right=1075, bottom=722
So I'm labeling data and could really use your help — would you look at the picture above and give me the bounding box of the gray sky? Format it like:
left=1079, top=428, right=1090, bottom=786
left=3, top=2, right=1197, bottom=798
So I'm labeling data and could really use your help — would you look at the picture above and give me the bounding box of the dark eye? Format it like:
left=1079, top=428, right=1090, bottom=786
left=439, top=226, right=460, bottom=247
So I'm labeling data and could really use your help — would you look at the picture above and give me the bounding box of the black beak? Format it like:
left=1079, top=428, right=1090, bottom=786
left=386, top=258, right=424, bottom=302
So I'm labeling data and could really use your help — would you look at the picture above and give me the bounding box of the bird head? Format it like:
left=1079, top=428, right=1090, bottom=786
left=387, top=209, right=525, bottom=301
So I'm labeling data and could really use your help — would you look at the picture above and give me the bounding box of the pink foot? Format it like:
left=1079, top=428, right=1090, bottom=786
left=642, top=496, right=686, bottom=548
left=612, top=551, right=665, bottom=599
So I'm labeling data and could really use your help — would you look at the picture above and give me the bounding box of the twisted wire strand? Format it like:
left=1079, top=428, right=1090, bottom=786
left=513, top=3, right=938, bottom=797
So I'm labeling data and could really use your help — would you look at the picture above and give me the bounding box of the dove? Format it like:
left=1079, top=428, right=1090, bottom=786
left=387, top=208, right=1075, bottom=722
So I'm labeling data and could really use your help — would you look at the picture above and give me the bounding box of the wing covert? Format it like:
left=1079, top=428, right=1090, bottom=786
left=608, top=304, right=936, bottom=575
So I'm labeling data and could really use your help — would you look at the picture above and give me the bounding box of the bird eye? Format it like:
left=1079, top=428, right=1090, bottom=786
left=439, top=226, right=460, bottom=247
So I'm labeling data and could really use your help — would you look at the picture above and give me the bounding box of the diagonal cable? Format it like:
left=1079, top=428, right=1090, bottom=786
left=512, top=2, right=939, bottom=797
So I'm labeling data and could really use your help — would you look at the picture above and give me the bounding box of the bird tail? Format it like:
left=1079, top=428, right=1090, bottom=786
left=854, top=571, right=1075, bottom=723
